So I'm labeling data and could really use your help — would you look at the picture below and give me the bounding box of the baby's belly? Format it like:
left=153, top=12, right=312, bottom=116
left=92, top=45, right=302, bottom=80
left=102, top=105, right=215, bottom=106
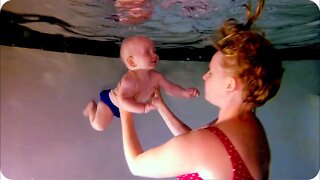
left=135, top=93, right=152, bottom=103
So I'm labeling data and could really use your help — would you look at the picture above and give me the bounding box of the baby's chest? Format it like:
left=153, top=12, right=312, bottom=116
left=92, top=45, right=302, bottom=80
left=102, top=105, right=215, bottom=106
left=134, top=83, right=158, bottom=102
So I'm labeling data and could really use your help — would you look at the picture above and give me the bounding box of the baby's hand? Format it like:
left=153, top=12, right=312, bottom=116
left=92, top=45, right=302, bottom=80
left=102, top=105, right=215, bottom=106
left=144, top=102, right=156, bottom=113
left=184, top=87, right=200, bottom=98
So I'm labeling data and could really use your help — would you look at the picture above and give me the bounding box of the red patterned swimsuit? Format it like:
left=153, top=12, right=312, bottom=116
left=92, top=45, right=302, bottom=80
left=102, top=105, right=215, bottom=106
left=177, top=126, right=254, bottom=180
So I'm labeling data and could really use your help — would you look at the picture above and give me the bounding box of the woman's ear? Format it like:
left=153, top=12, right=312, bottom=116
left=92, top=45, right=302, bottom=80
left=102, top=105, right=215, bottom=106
left=225, top=76, right=237, bottom=92
left=127, top=56, right=136, bottom=67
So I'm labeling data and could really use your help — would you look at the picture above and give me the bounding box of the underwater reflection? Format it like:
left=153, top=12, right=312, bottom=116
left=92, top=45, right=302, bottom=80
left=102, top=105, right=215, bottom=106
left=161, top=0, right=210, bottom=18
left=114, top=0, right=153, bottom=25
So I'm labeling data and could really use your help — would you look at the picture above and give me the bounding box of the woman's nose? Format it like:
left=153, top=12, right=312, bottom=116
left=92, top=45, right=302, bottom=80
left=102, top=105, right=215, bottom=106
left=202, top=73, right=207, bottom=80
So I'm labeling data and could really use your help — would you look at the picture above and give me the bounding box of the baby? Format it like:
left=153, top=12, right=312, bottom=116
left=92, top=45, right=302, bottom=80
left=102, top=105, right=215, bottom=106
left=83, top=35, right=199, bottom=131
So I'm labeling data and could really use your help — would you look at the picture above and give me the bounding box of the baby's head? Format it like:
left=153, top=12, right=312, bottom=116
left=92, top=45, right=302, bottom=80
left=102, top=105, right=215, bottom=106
left=120, top=35, right=159, bottom=70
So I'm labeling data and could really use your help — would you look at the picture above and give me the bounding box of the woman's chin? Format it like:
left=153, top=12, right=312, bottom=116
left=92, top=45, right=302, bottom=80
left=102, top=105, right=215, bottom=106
left=204, top=94, right=208, bottom=101
left=204, top=95, right=216, bottom=106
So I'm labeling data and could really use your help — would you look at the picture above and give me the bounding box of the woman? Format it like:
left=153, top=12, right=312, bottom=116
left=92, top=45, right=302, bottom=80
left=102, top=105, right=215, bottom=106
left=120, top=0, right=284, bottom=179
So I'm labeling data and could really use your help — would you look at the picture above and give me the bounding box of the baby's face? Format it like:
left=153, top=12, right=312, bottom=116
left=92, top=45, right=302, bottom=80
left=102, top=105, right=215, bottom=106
left=130, top=37, right=159, bottom=70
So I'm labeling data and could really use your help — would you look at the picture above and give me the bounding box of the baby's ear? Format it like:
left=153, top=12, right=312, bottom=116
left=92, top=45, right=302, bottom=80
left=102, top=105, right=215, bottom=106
left=127, top=56, right=137, bottom=68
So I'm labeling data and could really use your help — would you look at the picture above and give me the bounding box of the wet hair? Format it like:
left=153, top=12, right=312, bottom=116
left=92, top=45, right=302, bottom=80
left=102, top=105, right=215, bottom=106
left=214, top=0, right=284, bottom=107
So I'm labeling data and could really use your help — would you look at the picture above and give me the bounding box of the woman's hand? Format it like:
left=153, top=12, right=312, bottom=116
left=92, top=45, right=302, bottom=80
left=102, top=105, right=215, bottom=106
left=150, top=89, right=165, bottom=110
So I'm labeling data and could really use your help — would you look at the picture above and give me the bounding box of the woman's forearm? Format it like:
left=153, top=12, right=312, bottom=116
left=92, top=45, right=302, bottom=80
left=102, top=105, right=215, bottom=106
left=120, top=110, right=142, bottom=174
left=157, top=99, right=192, bottom=136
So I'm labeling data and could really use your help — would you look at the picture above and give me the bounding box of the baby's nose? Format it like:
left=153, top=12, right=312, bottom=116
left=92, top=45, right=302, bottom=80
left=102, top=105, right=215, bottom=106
left=154, top=53, right=159, bottom=60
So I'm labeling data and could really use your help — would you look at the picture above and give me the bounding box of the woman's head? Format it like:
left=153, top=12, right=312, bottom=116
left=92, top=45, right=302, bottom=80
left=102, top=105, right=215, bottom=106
left=212, top=0, right=284, bottom=107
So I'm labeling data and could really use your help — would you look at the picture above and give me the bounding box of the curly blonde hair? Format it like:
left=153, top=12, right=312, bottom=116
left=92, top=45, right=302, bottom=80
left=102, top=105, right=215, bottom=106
left=214, top=0, right=284, bottom=107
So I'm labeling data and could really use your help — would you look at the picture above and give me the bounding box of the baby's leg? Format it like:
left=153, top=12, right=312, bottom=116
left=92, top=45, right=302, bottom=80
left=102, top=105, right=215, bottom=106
left=83, top=101, right=114, bottom=131
left=83, top=100, right=97, bottom=118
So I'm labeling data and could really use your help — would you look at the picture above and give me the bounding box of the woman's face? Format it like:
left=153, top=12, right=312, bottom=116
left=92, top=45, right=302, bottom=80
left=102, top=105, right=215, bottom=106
left=202, top=51, right=228, bottom=106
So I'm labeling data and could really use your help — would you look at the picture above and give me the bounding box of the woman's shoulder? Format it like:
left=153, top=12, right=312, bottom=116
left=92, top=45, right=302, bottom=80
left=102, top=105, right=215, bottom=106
left=216, top=114, right=266, bottom=141
left=214, top=119, right=270, bottom=179
left=170, top=128, right=229, bottom=155
left=214, top=119, right=268, bottom=155
left=178, top=128, right=233, bottom=161
left=172, top=128, right=235, bottom=179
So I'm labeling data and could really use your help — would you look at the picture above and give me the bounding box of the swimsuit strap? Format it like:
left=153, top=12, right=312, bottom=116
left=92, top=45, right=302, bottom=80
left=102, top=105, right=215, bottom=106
left=177, top=173, right=202, bottom=180
left=207, top=126, right=254, bottom=180
left=176, top=126, right=254, bottom=180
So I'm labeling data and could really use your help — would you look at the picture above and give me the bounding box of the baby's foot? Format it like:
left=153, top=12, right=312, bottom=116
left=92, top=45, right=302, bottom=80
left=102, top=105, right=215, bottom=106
left=83, top=100, right=96, bottom=117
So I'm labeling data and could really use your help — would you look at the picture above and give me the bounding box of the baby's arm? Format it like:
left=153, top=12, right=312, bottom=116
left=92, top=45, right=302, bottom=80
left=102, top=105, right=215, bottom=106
left=117, top=75, right=155, bottom=113
left=152, top=71, right=199, bottom=99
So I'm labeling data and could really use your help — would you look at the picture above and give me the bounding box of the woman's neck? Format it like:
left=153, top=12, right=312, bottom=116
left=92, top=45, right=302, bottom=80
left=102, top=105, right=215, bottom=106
left=216, top=101, right=254, bottom=124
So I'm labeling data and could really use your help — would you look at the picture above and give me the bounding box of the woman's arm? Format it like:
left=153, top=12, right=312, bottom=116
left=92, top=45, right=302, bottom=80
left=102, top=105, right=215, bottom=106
left=119, top=110, right=142, bottom=174
left=152, top=90, right=192, bottom=136
left=120, top=109, right=205, bottom=178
